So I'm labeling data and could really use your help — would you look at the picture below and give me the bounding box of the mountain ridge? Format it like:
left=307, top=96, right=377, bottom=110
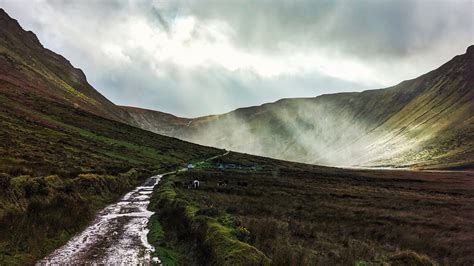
left=124, top=44, right=473, bottom=121
left=2, top=7, right=471, bottom=169
left=123, top=45, right=474, bottom=169
left=0, top=8, right=136, bottom=124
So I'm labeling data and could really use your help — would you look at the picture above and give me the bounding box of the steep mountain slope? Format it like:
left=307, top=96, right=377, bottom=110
left=0, top=8, right=135, bottom=123
left=0, top=9, right=221, bottom=264
left=125, top=46, right=474, bottom=169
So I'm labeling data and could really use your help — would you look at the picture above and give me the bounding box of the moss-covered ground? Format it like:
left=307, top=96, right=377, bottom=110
left=148, top=171, right=270, bottom=265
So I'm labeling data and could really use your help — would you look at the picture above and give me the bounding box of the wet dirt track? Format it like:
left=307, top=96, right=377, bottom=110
left=37, top=175, right=163, bottom=265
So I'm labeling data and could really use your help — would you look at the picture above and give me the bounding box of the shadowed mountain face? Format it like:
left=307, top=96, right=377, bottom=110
left=124, top=47, right=474, bottom=169
left=0, top=9, right=135, bottom=123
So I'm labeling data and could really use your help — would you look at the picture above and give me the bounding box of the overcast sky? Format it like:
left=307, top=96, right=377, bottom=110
left=1, top=0, right=473, bottom=117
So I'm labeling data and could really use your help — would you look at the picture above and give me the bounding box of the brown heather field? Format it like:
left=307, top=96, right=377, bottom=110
left=150, top=152, right=474, bottom=265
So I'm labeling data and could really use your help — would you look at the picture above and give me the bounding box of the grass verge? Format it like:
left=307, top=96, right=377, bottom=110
left=148, top=173, right=271, bottom=265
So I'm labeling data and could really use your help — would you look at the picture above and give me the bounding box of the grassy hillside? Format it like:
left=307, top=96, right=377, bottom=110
left=125, top=46, right=474, bottom=169
left=0, top=79, right=221, bottom=264
left=0, top=9, right=221, bottom=264
left=149, top=152, right=474, bottom=265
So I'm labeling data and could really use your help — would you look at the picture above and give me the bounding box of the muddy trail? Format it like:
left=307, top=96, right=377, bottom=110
left=37, top=175, right=163, bottom=265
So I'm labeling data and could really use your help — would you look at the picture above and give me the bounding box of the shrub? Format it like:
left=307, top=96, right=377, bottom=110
left=43, top=175, right=63, bottom=188
left=388, top=251, right=437, bottom=266
left=23, top=178, right=49, bottom=198
left=235, top=226, right=250, bottom=242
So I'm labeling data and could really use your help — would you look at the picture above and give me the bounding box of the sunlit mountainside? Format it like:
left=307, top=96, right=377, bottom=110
left=124, top=46, right=474, bottom=169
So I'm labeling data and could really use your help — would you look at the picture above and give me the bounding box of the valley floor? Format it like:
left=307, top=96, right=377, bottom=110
left=149, top=152, right=474, bottom=265
left=22, top=151, right=474, bottom=265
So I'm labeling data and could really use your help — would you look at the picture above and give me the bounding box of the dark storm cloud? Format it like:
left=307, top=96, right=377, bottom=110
left=0, top=0, right=472, bottom=117
left=171, top=0, right=473, bottom=59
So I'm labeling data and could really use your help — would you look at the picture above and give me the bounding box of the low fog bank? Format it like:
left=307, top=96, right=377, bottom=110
left=183, top=97, right=411, bottom=167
